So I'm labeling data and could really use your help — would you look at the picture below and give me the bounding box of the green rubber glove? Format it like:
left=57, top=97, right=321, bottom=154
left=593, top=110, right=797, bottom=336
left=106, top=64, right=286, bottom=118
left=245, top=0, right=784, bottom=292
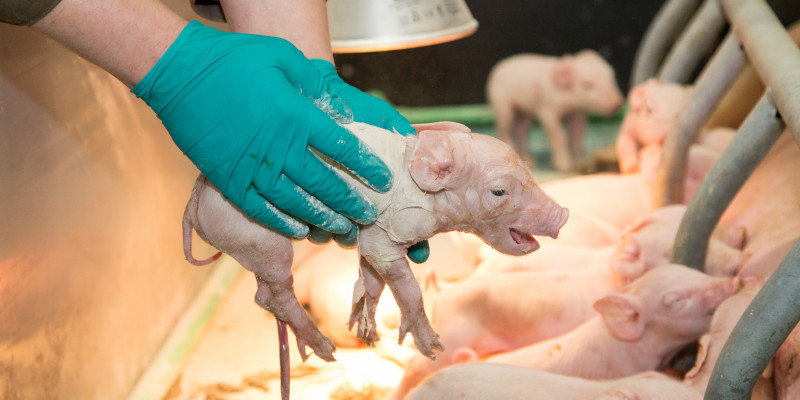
left=311, top=59, right=415, bottom=135
left=309, top=59, right=430, bottom=264
left=133, top=21, right=392, bottom=239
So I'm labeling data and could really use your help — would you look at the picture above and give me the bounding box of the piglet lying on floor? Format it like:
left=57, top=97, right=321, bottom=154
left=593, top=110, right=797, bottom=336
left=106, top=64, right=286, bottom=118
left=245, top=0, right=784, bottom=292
left=182, top=122, right=568, bottom=362
left=407, top=364, right=701, bottom=400
left=483, top=263, right=740, bottom=379
left=386, top=206, right=746, bottom=400
left=683, top=279, right=775, bottom=400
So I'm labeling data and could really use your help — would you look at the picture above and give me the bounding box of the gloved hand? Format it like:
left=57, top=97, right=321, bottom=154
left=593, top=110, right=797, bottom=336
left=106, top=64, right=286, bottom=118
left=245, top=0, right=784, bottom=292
left=308, top=59, right=430, bottom=264
left=311, top=59, right=415, bottom=135
left=133, top=21, right=392, bottom=239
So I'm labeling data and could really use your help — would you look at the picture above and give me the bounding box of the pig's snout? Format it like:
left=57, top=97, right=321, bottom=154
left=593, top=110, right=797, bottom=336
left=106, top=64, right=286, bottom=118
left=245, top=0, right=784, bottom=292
left=703, top=277, right=742, bottom=313
left=544, top=204, right=569, bottom=239
left=505, top=204, right=567, bottom=255
left=525, top=187, right=569, bottom=240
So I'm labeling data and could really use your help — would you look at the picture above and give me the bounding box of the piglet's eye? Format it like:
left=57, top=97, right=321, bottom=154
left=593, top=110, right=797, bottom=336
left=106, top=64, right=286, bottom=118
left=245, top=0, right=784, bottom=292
left=491, top=189, right=506, bottom=196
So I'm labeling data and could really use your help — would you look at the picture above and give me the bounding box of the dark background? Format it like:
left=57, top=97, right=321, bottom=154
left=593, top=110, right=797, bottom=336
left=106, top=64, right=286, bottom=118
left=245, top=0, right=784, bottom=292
left=332, top=0, right=800, bottom=107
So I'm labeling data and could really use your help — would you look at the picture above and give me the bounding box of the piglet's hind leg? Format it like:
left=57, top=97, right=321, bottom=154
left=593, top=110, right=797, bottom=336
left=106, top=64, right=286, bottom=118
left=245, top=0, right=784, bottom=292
left=233, top=241, right=335, bottom=362
left=253, top=275, right=336, bottom=362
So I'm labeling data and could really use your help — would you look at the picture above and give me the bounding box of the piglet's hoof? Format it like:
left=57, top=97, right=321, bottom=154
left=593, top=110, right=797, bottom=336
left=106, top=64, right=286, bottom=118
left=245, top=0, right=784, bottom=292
left=399, top=317, right=445, bottom=360
left=348, top=290, right=381, bottom=346
left=296, top=328, right=336, bottom=362
left=349, top=308, right=381, bottom=347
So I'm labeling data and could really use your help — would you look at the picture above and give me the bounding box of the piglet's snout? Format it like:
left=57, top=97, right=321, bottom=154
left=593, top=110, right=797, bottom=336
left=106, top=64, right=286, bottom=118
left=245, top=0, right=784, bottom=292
left=524, top=186, right=569, bottom=239
left=703, top=277, right=742, bottom=312
left=544, top=204, right=569, bottom=239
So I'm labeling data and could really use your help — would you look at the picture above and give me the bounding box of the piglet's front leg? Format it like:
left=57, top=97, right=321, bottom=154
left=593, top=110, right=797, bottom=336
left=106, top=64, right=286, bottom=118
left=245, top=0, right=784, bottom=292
left=372, top=256, right=445, bottom=360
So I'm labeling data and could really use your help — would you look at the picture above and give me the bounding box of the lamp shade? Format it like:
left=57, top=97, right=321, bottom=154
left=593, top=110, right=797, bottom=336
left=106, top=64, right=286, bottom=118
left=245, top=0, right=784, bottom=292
left=327, top=0, right=478, bottom=53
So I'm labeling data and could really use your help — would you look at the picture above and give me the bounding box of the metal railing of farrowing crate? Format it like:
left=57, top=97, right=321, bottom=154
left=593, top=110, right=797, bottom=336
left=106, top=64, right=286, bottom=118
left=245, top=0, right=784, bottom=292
left=630, top=0, right=800, bottom=398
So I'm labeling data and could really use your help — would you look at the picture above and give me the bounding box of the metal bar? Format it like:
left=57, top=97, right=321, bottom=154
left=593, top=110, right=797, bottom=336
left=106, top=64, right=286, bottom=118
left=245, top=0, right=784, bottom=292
left=719, top=0, right=800, bottom=144
left=654, top=32, right=747, bottom=207
left=630, top=0, right=703, bottom=88
left=672, top=92, right=785, bottom=270
left=705, top=237, right=800, bottom=399
left=657, top=0, right=726, bottom=84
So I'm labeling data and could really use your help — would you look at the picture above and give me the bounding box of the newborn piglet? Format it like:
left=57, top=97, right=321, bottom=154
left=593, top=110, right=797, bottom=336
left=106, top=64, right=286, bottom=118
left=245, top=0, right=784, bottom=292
left=486, top=50, right=624, bottom=171
left=387, top=205, right=746, bottom=399
left=683, top=278, right=775, bottom=400
left=182, top=121, right=568, bottom=363
left=407, top=363, right=701, bottom=400
left=615, top=78, right=692, bottom=174
left=483, top=264, right=740, bottom=380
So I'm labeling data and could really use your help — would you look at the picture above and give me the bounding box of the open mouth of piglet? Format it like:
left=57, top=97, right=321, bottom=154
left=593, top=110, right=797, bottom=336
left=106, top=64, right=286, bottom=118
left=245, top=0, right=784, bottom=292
left=510, top=228, right=540, bottom=251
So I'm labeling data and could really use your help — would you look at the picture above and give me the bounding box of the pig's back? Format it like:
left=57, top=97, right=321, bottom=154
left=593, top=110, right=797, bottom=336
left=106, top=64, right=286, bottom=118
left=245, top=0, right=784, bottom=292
left=329, top=122, right=408, bottom=207
left=336, top=122, right=436, bottom=236
left=407, top=362, right=598, bottom=400
left=486, top=54, right=556, bottom=103
left=191, top=176, right=291, bottom=258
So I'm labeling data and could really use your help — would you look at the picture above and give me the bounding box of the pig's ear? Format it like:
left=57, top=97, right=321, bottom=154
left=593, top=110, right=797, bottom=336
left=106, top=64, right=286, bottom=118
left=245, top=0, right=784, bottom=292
left=705, top=239, right=745, bottom=277
left=621, top=216, right=653, bottom=236
left=594, top=293, right=645, bottom=341
left=684, top=333, right=711, bottom=379
left=609, top=236, right=645, bottom=283
left=412, top=121, right=471, bottom=134
left=628, top=79, right=656, bottom=110
left=552, top=57, right=574, bottom=90
left=711, top=223, right=746, bottom=250
left=409, top=130, right=458, bottom=192
left=452, top=347, right=478, bottom=363
left=763, top=359, right=774, bottom=379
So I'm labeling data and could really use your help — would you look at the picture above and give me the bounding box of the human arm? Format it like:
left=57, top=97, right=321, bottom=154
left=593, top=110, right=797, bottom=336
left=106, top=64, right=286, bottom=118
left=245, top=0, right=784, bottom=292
left=31, top=0, right=186, bottom=88
left=25, top=0, right=394, bottom=239
left=219, top=0, right=334, bottom=62
left=218, top=0, right=414, bottom=134
left=218, top=0, right=430, bottom=262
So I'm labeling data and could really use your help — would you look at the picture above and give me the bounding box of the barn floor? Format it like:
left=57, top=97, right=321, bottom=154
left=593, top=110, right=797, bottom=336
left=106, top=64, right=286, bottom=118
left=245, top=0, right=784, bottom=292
left=127, top=107, right=624, bottom=400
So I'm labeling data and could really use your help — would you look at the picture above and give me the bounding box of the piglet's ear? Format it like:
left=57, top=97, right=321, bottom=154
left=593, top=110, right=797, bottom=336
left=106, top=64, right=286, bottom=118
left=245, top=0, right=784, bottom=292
left=628, top=78, right=656, bottom=110
left=552, top=57, right=574, bottom=90
left=609, top=236, right=644, bottom=283
left=409, top=130, right=457, bottom=192
left=594, top=293, right=645, bottom=342
left=452, top=347, right=478, bottom=364
left=711, top=223, right=746, bottom=250
left=684, top=333, right=711, bottom=380
left=412, top=121, right=471, bottom=134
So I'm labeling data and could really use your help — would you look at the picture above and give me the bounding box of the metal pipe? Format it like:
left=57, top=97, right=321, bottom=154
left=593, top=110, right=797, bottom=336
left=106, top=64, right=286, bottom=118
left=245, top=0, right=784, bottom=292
left=672, top=92, right=785, bottom=270
left=719, top=0, right=800, bottom=144
left=630, top=0, right=703, bottom=88
left=653, top=32, right=746, bottom=207
left=657, top=0, right=726, bottom=84
left=705, top=237, right=800, bottom=399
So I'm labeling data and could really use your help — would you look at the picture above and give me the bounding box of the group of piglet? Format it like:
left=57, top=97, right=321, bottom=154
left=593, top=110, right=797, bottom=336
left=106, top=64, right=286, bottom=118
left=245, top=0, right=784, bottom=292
left=181, top=66, right=800, bottom=398
left=396, top=78, right=800, bottom=400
